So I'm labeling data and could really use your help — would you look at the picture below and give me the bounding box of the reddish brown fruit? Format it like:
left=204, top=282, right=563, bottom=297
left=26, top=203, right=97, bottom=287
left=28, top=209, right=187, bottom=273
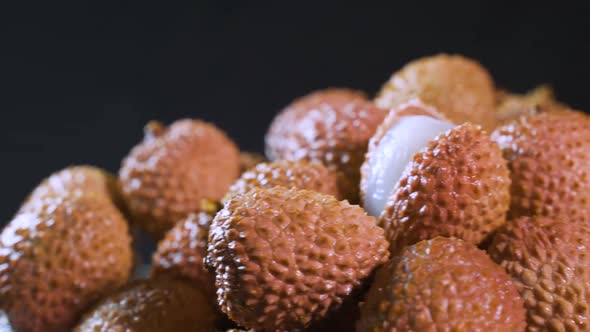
left=151, top=212, right=216, bottom=304
left=380, top=123, right=510, bottom=255
left=73, top=279, right=215, bottom=332
left=488, top=216, right=590, bottom=331
left=360, top=100, right=448, bottom=206
left=375, top=54, right=497, bottom=130
left=206, top=186, right=389, bottom=331
left=224, top=160, right=340, bottom=203
left=239, top=152, right=266, bottom=174
left=265, top=88, right=387, bottom=203
left=495, top=85, right=566, bottom=123
left=357, top=237, right=526, bottom=332
left=0, top=193, right=132, bottom=332
left=119, top=119, right=240, bottom=238
left=492, top=110, right=590, bottom=221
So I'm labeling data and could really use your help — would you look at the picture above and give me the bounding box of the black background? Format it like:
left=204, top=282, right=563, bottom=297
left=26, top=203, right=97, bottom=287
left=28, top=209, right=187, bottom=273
left=1, top=2, right=589, bottom=225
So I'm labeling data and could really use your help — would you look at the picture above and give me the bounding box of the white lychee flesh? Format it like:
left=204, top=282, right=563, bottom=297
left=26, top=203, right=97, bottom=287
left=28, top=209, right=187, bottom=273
left=364, top=115, right=455, bottom=217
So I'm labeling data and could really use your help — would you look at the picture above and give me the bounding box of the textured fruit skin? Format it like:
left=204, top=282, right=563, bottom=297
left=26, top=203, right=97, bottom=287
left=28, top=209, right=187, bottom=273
left=22, top=165, right=126, bottom=213
left=239, top=152, right=266, bottom=174
left=0, top=193, right=132, bottom=332
left=495, top=85, right=565, bottom=124
left=380, top=123, right=510, bottom=255
left=357, top=237, right=526, bottom=332
left=492, top=110, right=590, bottom=221
left=151, top=212, right=216, bottom=304
left=488, top=217, right=590, bottom=331
left=375, top=54, right=497, bottom=130
left=73, top=279, right=215, bottom=332
left=360, top=100, right=447, bottom=205
left=265, top=88, right=387, bottom=203
left=206, top=186, right=389, bottom=331
left=224, top=160, right=341, bottom=203
left=119, top=119, right=240, bottom=238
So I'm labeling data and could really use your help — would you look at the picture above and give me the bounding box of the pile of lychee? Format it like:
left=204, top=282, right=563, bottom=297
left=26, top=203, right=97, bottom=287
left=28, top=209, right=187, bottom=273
left=2, top=54, right=589, bottom=332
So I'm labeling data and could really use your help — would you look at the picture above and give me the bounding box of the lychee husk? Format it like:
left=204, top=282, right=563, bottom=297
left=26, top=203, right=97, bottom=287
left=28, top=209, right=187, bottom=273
left=375, top=54, right=497, bottom=130
left=224, top=160, right=341, bottom=204
left=0, top=192, right=132, bottom=332
left=380, top=123, right=510, bottom=255
left=206, top=186, right=389, bottom=331
left=151, top=212, right=216, bottom=306
left=238, top=151, right=266, bottom=174
left=357, top=237, right=526, bottom=332
left=265, top=88, right=388, bottom=203
left=488, top=216, right=590, bottom=331
left=73, top=278, right=215, bottom=332
left=119, top=119, right=240, bottom=239
left=21, top=165, right=126, bottom=214
left=495, top=85, right=566, bottom=124
left=492, top=109, right=590, bottom=221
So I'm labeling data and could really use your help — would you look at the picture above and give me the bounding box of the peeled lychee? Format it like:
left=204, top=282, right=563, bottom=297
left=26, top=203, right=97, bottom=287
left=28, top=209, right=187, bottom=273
left=224, top=160, right=340, bottom=203
left=265, top=88, right=388, bottom=203
left=151, top=212, right=215, bottom=304
left=357, top=237, right=526, bottom=332
left=206, top=186, right=389, bottom=331
left=492, top=109, right=590, bottom=221
left=73, top=278, right=215, bottom=332
left=119, top=119, right=240, bottom=238
left=361, top=101, right=453, bottom=217
left=361, top=103, right=510, bottom=255
left=0, top=192, right=132, bottom=332
left=375, top=54, right=497, bottom=130
left=488, top=216, right=590, bottom=331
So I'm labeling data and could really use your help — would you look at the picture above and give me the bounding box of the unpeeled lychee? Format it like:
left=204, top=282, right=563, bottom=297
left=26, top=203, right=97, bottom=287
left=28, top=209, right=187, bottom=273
left=206, top=186, right=389, bottom=331
left=239, top=152, right=266, bottom=174
left=265, top=88, right=388, bottom=203
left=22, top=165, right=125, bottom=212
left=224, top=160, right=340, bottom=203
left=495, top=85, right=565, bottom=123
left=375, top=54, right=497, bottom=130
left=492, top=109, right=590, bottom=221
left=119, top=119, right=240, bottom=238
left=151, top=212, right=216, bottom=304
left=357, top=237, right=526, bottom=331
left=488, top=216, right=590, bottom=331
left=0, top=192, right=132, bottom=332
left=73, top=278, right=215, bottom=332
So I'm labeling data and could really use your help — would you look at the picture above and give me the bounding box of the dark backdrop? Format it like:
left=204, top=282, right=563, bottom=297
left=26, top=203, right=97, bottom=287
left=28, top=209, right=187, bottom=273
left=1, top=2, right=589, bottom=225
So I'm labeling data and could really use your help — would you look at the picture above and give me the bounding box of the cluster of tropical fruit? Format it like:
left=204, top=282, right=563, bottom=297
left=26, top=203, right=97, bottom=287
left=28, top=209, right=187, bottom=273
left=1, top=54, right=589, bottom=332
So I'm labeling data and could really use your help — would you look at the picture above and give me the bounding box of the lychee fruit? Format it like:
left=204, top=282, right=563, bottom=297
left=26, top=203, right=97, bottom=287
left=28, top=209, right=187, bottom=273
left=492, top=109, right=590, bottom=221
left=151, top=212, right=216, bottom=305
left=119, top=119, right=240, bottom=238
left=22, top=165, right=125, bottom=213
left=73, top=278, right=215, bottom=332
left=488, top=216, right=590, bottom=331
left=357, top=237, right=526, bottom=332
left=375, top=54, right=497, bottom=130
left=265, top=88, right=388, bottom=203
left=495, top=85, right=566, bottom=123
left=224, top=160, right=340, bottom=203
left=206, top=186, right=389, bottom=331
left=239, top=151, right=266, bottom=174
left=361, top=102, right=510, bottom=255
left=0, top=192, right=132, bottom=332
